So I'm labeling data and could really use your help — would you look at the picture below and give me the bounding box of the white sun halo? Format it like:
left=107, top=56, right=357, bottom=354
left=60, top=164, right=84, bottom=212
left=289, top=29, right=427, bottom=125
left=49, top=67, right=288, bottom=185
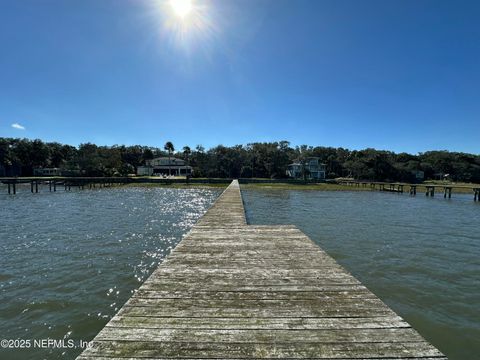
left=170, top=0, right=193, bottom=18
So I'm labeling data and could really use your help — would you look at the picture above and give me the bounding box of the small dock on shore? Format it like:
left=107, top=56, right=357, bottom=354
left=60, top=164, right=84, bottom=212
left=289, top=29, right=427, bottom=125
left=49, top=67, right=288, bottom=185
left=0, top=177, right=232, bottom=195
left=78, top=180, right=445, bottom=360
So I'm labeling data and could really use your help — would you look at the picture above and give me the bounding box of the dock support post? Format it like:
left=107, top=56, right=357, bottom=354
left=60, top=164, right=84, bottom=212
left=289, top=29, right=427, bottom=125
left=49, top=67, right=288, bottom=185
left=444, top=187, right=452, bottom=199
left=426, top=186, right=435, bottom=197
left=53, top=181, right=56, bottom=192
left=8, top=183, right=11, bottom=194
left=35, top=181, right=38, bottom=193
left=31, top=181, right=34, bottom=193
left=13, top=182, right=16, bottom=195
left=49, top=181, right=52, bottom=192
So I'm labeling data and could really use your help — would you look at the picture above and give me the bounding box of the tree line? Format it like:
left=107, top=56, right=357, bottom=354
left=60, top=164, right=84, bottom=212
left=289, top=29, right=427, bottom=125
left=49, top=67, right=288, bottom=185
left=1, top=137, right=479, bottom=182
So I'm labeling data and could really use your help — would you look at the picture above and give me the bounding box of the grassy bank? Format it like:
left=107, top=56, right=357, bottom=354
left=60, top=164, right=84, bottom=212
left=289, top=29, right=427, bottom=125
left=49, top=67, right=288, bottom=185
left=123, top=182, right=228, bottom=189
left=124, top=182, right=369, bottom=191
left=242, top=182, right=479, bottom=194
left=120, top=182, right=479, bottom=195
left=412, top=183, right=476, bottom=194
left=240, top=183, right=372, bottom=191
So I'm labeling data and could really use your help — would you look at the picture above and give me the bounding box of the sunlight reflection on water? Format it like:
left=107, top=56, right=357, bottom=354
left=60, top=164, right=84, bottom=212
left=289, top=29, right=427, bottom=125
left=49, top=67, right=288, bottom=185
left=0, top=186, right=220, bottom=359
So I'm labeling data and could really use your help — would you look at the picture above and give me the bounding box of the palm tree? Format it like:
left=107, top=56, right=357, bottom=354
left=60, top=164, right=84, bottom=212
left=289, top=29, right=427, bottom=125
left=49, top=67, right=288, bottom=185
left=164, top=141, right=175, bottom=176
left=183, top=146, right=191, bottom=181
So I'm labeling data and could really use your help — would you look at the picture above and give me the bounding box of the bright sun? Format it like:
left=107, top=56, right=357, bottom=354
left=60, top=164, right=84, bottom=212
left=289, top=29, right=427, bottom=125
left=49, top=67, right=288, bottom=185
left=170, top=0, right=193, bottom=18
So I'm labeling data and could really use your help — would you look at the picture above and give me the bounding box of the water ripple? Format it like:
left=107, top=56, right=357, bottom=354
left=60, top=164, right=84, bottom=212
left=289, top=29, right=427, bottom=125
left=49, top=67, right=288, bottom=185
left=243, top=189, right=480, bottom=360
left=0, top=186, right=220, bottom=359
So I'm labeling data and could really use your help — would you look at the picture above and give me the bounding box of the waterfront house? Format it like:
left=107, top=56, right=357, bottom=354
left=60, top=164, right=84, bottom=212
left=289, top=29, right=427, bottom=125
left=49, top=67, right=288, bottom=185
left=286, top=157, right=326, bottom=180
left=33, top=167, right=63, bottom=176
left=137, top=157, right=192, bottom=176
left=411, top=170, right=425, bottom=182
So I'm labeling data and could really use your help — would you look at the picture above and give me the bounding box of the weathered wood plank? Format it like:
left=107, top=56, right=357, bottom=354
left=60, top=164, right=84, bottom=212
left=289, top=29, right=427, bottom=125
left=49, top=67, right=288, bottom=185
left=80, top=340, right=444, bottom=358
left=77, top=357, right=447, bottom=360
left=106, top=316, right=411, bottom=330
left=143, top=276, right=362, bottom=286
left=133, top=289, right=377, bottom=300
left=140, top=283, right=368, bottom=292
left=157, top=266, right=349, bottom=275
left=117, top=302, right=395, bottom=318
left=95, top=327, right=425, bottom=343
left=125, top=296, right=392, bottom=310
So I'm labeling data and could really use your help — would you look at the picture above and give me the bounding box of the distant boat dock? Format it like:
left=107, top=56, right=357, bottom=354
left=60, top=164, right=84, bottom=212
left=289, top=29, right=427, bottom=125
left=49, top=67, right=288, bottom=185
left=77, top=180, right=445, bottom=359
left=0, top=177, right=231, bottom=195
left=338, top=180, right=480, bottom=201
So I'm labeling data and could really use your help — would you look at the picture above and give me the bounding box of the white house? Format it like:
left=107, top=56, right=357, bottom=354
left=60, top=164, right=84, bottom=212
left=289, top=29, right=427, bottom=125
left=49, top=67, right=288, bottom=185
left=286, top=157, right=326, bottom=180
left=137, top=157, right=192, bottom=176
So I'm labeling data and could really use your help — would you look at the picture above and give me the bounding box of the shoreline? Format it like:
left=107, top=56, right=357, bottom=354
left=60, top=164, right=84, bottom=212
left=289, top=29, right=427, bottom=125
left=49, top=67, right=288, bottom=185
left=2, top=177, right=478, bottom=194
left=125, top=182, right=478, bottom=194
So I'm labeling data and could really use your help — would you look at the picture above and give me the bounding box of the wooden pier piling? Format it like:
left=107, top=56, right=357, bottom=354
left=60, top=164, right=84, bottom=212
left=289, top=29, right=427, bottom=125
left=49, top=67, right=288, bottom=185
left=444, top=187, right=452, bottom=199
left=77, top=180, right=445, bottom=360
left=426, top=186, right=435, bottom=197
left=8, top=182, right=17, bottom=195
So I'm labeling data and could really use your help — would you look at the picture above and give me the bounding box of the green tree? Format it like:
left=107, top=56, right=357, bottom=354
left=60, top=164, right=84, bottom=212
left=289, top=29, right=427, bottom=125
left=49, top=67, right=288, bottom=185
left=183, top=146, right=191, bottom=180
left=164, top=141, right=175, bottom=176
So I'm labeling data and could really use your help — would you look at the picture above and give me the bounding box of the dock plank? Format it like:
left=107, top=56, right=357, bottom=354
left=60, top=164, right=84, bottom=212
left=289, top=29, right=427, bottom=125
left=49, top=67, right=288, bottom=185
left=77, top=180, right=445, bottom=359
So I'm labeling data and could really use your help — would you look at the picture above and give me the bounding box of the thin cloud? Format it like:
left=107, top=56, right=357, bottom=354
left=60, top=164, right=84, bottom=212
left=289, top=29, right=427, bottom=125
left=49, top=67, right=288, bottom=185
left=11, top=123, right=26, bottom=130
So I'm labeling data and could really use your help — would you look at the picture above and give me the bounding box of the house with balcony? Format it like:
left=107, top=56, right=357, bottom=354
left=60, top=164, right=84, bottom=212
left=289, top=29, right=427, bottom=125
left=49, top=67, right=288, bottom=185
left=286, top=157, right=326, bottom=180
left=137, top=157, right=192, bottom=177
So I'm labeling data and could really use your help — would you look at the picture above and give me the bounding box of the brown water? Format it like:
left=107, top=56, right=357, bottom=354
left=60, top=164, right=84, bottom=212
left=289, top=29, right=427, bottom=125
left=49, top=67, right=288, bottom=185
left=242, top=189, right=480, bottom=359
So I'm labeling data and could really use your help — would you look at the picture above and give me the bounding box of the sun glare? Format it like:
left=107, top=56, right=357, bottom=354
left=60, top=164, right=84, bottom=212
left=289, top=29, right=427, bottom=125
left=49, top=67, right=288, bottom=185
left=170, top=0, right=193, bottom=18
left=154, top=0, right=216, bottom=52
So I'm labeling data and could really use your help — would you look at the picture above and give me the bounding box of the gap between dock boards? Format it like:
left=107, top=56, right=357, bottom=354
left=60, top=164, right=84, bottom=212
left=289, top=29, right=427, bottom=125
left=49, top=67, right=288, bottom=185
left=77, top=180, right=446, bottom=360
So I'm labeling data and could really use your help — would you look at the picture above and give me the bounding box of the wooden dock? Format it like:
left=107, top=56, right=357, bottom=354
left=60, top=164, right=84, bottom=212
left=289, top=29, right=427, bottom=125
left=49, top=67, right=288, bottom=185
left=339, top=180, right=480, bottom=201
left=77, top=180, right=445, bottom=360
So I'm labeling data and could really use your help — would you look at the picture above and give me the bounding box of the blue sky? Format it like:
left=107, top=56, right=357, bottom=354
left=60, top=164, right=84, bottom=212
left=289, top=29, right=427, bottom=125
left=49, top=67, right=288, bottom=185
left=0, top=0, right=479, bottom=154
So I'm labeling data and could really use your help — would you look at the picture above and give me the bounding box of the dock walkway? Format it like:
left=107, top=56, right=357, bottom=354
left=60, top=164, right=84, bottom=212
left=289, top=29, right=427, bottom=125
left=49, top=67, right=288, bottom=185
left=78, top=180, right=445, bottom=359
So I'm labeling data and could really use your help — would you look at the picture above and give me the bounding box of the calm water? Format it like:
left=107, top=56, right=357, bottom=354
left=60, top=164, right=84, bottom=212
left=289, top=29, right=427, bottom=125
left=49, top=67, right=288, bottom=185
left=0, top=185, right=221, bottom=359
left=243, top=189, right=480, bottom=359
left=1, top=185, right=479, bottom=359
